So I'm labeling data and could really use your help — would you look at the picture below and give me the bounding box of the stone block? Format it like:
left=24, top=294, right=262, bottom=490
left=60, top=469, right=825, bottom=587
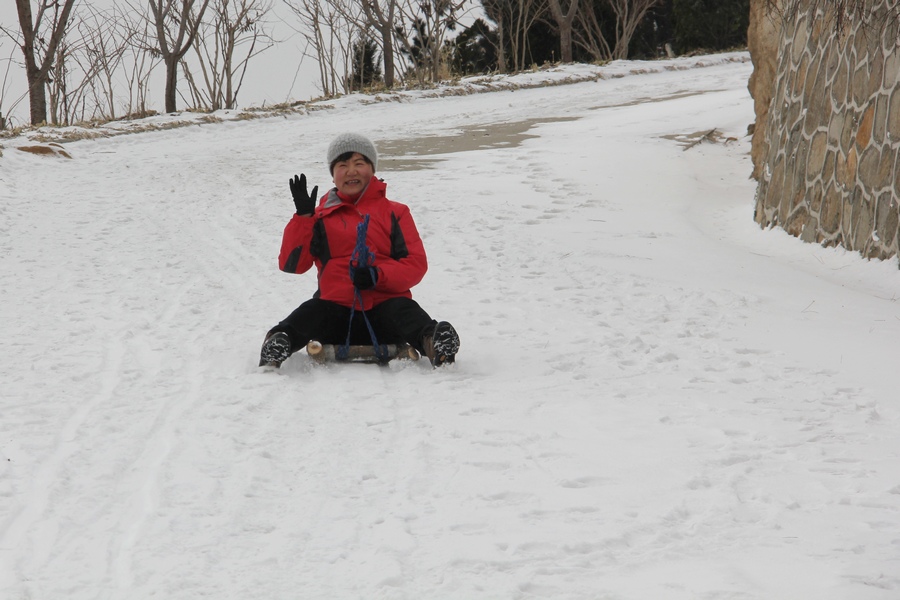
left=874, top=92, right=888, bottom=145
left=893, top=151, right=900, bottom=198
left=789, top=129, right=802, bottom=161
left=856, top=104, right=875, bottom=148
left=785, top=205, right=810, bottom=237
left=783, top=38, right=795, bottom=68
left=864, top=20, right=883, bottom=62
left=853, top=64, right=871, bottom=107
left=767, top=156, right=786, bottom=211
left=874, top=148, right=894, bottom=190
left=804, top=69, right=827, bottom=135
left=869, top=46, right=885, bottom=94
left=823, top=147, right=836, bottom=184
left=837, top=146, right=859, bottom=189
left=801, top=216, right=819, bottom=242
left=857, top=145, right=881, bottom=193
left=831, top=55, right=850, bottom=106
left=794, top=53, right=810, bottom=97
left=841, top=195, right=854, bottom=241
left=882, top=9, right=900, bottom=54
left=809, top=180, right=824, bottom=213
left=793, top=139, right=810, bottom=183
left=807, top=130, right=829, bottom=176
left=775, top=75, right=788, bottom=114
left=792, top=21, right=809, bottom=64
left=821, top=186, right=843, bottom=233
left=768, top=131, right=786, bottom=166
left=788, top=99, right=803, bottom=131
left=851, top=190, right=874, bottom=251
left=884, top=42, right=900, bottom=88
left=840, top=111, right=855, bottom=154
left=791, top=178, right=807, bottom=210
left=825, top=45, right=840, bottom=83
left=887, top=86, right=900, bottom=141
left=827, top=110, right=844, bottom=145
left=875, top=193, right=899, bottom=248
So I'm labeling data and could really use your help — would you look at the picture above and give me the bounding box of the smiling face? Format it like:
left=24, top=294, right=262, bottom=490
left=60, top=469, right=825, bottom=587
left=332, top=153, right=375, bottom=199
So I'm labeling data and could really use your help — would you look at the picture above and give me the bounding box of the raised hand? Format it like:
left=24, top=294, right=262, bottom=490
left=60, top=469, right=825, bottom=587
left=289, top=173, right=318, bottom=216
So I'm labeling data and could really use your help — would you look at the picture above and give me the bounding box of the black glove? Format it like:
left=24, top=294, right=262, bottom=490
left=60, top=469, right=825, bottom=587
left=289, top=173, right=318, bottom=216
left=352, top=266, right=378, bottom=290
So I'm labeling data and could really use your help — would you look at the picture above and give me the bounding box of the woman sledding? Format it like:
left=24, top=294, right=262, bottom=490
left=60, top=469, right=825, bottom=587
left=259, top=132, right=460, bottom=368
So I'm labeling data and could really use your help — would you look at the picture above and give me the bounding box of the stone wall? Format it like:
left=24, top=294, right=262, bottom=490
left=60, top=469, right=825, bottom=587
left=751, top=0, right=900, bottom=261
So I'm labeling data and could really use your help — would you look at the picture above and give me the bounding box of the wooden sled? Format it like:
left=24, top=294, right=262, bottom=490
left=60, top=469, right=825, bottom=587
left=306, top=340, right=420, bottom=364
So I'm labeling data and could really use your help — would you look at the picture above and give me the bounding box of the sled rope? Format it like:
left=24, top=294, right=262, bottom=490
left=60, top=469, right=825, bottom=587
left=339, top=214, right=389, bottom=362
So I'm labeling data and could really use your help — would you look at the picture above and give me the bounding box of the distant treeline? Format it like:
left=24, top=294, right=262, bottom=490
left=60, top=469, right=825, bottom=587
left=4, top=0, right=748, bottom=127
left=443, top=0, right=750, bottom=78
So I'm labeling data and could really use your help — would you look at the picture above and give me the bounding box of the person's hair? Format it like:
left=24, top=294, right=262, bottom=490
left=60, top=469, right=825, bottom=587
left=329, top=151, right=374, bottom=174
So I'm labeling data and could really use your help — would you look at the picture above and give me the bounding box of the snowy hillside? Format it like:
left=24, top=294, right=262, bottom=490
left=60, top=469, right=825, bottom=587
left=2, top=53, right=899, bottom=600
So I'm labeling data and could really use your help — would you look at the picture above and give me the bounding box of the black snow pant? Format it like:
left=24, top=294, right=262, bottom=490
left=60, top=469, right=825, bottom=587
left=268, top=297, right=436, bottom=356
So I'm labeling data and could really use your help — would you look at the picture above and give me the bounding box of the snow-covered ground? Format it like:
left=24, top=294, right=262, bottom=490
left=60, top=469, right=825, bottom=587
left=2, top=53, right=899, bottom=600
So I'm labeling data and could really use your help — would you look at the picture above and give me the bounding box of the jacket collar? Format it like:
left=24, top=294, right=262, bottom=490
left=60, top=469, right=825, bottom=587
left=320, top=176, right=386, bottom=213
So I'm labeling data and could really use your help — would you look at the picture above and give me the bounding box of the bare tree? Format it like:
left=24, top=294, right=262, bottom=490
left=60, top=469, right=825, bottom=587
left=14, top=0, right=77, bottom=125
left=46, top=33, right=83, bottom=123
left=482, top=0, right=546, bottom=72
left=46, top=5, right=137, bottom=124
left=144, top=0, right=212, bottom=113
left=40, top=4, right=153, bottom=125
left=283, top=0, right=362, bottom=96
left=182, top=0, right=273, bottom=110
left=305, top=0, right=410, bottom=90
left=603, top=0, right=662, bottom=60
left=78, top=4, right=136, bottom=121
left=1, top=26, right=23, bottom=128
left=574, top=0, right=612, bottom=62
left=480, top=0, right=507, bottom=71
left=121, top=10, right=163, bottom=118
left=512, top=0, right=547, bottom=70
left=546, top=0, right=578, bottom=62
left=45, top=23, right=110, bottom=125
left=396, top=0, right=467, bottom=83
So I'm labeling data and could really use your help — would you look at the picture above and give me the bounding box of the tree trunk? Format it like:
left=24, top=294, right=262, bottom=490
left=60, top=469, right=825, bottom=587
left=15, top=0, right=77, bottom=125
left=381, top=23, right=395, bottom=88
left=559, top=22, right=573, bottom=62
left=547, top=0, right=579, bottom=63
left=28, top=77, right=48, bottom=125
left=16, top=0, right=46, bottom=124
left=164, top=56, right=180, bottom=112
left=497, top=19, right=507, bottom=72
left=359, top=0, right=398, bottom=89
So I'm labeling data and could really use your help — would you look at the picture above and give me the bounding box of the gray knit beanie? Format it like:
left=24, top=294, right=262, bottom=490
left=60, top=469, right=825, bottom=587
left=327, top=133, right=378, bottom=173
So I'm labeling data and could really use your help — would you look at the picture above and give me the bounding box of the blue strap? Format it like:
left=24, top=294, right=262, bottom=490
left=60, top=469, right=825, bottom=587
left=337, top=215, right=389, bottom=362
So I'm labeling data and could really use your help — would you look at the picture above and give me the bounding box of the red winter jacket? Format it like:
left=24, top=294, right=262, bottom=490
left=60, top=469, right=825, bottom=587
left=278, top=177, right=428, bottom=310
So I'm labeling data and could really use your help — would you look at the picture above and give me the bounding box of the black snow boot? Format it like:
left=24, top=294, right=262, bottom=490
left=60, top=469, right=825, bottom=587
left=259, top=331, right=292, bottom=368
left=423, top=321, right=460, bottom=367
